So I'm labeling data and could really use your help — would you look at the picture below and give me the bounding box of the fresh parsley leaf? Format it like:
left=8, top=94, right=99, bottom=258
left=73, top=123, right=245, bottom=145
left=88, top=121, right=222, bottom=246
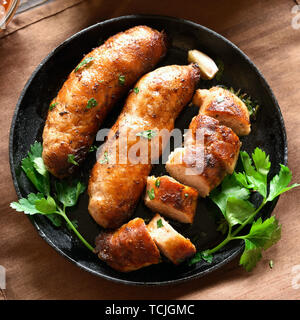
left=225, top=197, right=255, bottom=227
left=189, top=250, right=213, bottom=265
left=118, top=75, right=125, bottom=85
left=239, top=239, right=262, bottom=272
left=33, top=157, right=48, bottom=177
left=46, top=214, right=63, bottom=227
left=210, top=174, right=250, bottom=215
left=240, top=150, right=268, bottom=198
left=147, top=188, right=155, bottom=200
left=243, top=216, right=281, bottom=250
left=21, top=142, right=50, bottom=195
left=267, top=164, right=300, bottom=202
left=55, top=180, right=86, bottom=208
left=35, top=196, right=57, bottom=214
left=10, top=193, right=44, bottom=215
left=67, top=154, right=79, bottom=166
left=157, top=218, right=163, bottom=228
left=133, top=87, right=139, bottom=94
left=86, top=98, right=97, bottom=109
left=252, top=147, right=271, bottom=181
left=75, top=57, right=94, bottom=72
left=136, top=129, right=157, bottom=140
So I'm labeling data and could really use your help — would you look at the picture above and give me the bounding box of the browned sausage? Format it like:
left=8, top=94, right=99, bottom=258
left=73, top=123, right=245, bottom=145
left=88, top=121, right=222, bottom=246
left=88, top=64, right=200, bottom=228
left=42, top=26, right=167, bottom=178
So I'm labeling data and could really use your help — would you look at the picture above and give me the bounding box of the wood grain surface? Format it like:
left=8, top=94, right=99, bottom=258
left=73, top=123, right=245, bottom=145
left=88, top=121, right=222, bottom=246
left=1, top=0, right=300, bottom=300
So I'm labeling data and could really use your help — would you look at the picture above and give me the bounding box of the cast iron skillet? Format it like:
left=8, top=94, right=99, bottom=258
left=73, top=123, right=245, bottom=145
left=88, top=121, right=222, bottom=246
left=9, top=15, right=287, bottom=286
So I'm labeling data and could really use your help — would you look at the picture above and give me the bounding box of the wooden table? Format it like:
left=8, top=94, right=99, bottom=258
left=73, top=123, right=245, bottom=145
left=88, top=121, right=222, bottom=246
left=1, top=0, right=300, bottom=300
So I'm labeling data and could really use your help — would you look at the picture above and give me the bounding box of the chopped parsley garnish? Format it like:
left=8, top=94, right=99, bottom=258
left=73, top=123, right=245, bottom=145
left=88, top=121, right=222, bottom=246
left=89, top=145, right=98, bottom=152
left=157, top=218, right=163, bottom=228
left=133, top=87, right=139, bottom=94
left=75, top=57, right=94, bottom=72
left=118, top=75, right=125, bottom=86
left=49, top=102, right=58, bottom=111
left=155, top=178, right=160, bottom=188
left=99, top=151, right=109, bottom=164
left=136, top=129, right=157, bottom=140
left=184, top=193, right=189, bottom=198
left=67, top=154, right=79, bottom=166
left=86, top=98, right=98, bottom=109
left=147, top=188, right=155, bottom=200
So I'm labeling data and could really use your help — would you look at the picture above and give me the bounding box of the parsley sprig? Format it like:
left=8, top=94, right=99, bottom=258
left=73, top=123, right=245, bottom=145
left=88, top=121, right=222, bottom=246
left=10, top=142, right=94, bottom=252
left=189, top=147, right=299, bottom=271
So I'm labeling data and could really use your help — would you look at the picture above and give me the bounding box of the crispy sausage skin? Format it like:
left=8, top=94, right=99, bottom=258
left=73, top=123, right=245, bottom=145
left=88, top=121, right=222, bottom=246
left=166, top=114, right=240, bottom=197
left=95, top=218, right=160, bottom=272
left=88, top=64, right=200, bottom=228
left=42, top=26, right=167, bottom=178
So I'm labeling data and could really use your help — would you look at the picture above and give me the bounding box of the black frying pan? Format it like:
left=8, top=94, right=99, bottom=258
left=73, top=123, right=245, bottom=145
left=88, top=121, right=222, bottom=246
left=9, top=15, right=287, bottom=286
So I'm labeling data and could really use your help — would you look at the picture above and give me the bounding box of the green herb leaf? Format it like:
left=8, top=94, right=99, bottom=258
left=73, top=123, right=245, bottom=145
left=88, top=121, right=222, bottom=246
left=147, top=188, right=155, bottom=200
left=99, top=151, right=109, bottom=164
left=118, top=75, right=125, bottom=86
left=155, top=178, right=160, bottom=188
left=89, top=145, right=98, bottom=152
left=10, top=193, right=44, bottom=215
left=210, top=174, right=250, bottom=215
left=240, top=150, right=268, bottom=198
left=136, top=129, right=157, bottom=140
left=243, top=216, right=281, bottom=250
left=189, top=250, right=213, bottom=265
left=267, top=164, right=300, bottom=202
left=157, top=218, right=163, bottom=228
left=55, top=180, right=86, bottom=208
left=86, top=98, right=98, bottom=109
left=133, top=87, right=139, bottom=94
left=49, top=102, right=58, bottom=111
left=67, top=154, right=79, bottom=166
left=75, top=57, right=94, bottom=72
left=225, top=196, right=255, bottom=227
left=35, top=196, right=57, bottom=214
left=21, top=142, right=50, bottom=195
left=239, top=239, right=262, bottom=272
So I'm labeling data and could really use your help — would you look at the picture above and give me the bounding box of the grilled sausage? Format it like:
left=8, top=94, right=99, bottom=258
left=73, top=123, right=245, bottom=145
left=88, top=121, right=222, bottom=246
left=166, top=114, right=240, bottom=197
left=145, top=175, right=198, bottom=224
left=95, top=218, right=160, bottom=272
left=88, top=64, right=200, bottom=228
left=193, top=87, right=251, bottom=136
left=42, top=25, right=167, bottom=178
left=147, top=214, right=196, bottom=264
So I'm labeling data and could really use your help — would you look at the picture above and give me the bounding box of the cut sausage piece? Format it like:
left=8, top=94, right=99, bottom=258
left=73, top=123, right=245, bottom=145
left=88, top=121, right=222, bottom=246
left=88, top=64, right=201, bottom=228
left=147, top=214, right=196, bottom=264
left=42, top=25, right=167, bottom=178
left=95, top=218, right=160, bottom=272
left=144, top=175, right=198, bottom=224
left=193, top=86, right=251, bottom=136
left=166, top=114, right=240, bottom=197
